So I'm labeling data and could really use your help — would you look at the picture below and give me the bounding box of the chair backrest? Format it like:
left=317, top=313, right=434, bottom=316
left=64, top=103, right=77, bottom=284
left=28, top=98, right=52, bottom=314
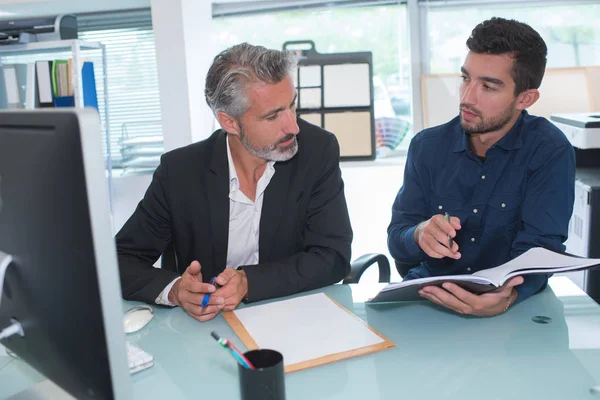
left=395, top=260, right=417, bottom=278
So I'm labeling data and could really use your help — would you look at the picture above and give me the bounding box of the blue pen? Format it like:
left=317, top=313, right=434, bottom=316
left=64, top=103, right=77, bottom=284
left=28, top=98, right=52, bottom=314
left=201, top=277, right=217, bottom=308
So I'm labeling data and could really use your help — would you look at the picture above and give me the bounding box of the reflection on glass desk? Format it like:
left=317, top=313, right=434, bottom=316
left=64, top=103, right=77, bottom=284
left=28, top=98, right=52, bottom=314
left=1, top=277, right=600, bottom=400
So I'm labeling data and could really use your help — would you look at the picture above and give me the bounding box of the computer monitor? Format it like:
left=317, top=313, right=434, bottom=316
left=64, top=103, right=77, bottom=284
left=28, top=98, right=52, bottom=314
left=0, top=109, right=132, bottom=399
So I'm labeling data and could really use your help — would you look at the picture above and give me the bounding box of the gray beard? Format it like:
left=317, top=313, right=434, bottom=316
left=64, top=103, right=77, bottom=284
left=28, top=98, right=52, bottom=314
left=238, top=125, right=298, bottom=162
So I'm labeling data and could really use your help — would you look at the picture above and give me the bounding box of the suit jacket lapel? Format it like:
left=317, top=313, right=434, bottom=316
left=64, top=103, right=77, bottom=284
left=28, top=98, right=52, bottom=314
left=259, top=160, right=293, bottom=262
left=207, top=131, right=229, bottom=273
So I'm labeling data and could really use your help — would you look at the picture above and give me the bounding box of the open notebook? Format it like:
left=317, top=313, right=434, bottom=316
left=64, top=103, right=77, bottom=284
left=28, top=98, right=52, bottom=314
left=368, top=247, right=600, bottom=303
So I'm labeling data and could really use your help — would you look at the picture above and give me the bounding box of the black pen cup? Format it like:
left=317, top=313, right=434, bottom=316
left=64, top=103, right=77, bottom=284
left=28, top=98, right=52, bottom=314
left=238, top=349, right=286, bottom=400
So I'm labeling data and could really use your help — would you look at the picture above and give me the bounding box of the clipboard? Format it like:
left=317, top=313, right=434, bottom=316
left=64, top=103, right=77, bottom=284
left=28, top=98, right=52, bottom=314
left=222, top=292, right=395, bottom=373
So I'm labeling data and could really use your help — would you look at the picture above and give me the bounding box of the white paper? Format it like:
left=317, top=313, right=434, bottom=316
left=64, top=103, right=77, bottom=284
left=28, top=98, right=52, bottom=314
left=380, top=274, right=493, bottom=292
left=233, top=293, right=384, bottom=366
left=475, top=247, right=600, bottom=285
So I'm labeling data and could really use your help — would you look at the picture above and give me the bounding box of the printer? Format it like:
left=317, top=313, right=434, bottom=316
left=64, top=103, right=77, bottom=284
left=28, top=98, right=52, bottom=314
left=551, top=113, right=600, bottom=149
left=0, top=14, right=77, bottom=44
left=550, top=113, right=600, bottom=303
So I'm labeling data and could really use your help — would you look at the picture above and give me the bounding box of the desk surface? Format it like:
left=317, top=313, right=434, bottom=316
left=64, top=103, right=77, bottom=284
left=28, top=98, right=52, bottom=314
left=2, top=277, right=600, bottom=400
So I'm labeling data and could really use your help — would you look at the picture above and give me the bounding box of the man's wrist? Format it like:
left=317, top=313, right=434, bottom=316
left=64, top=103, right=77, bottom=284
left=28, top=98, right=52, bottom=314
left=413, top=222, right=424, bottom=243
left=237, top=267, right=249, bottom=302
left=503, top=288, right=518, bottom=313
left=168, top=279, right=181, bottom=306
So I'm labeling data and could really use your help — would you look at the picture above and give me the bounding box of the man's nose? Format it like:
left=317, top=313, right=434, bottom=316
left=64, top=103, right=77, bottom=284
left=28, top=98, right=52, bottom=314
left=284, top=109, right=299, bottom=135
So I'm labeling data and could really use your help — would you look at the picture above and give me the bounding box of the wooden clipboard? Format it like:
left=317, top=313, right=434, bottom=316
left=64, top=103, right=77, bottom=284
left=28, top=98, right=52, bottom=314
left=222, top=293, right=395, bottom=373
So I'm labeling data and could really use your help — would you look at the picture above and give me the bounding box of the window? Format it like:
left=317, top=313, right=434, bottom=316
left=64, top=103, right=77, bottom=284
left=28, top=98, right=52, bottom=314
left=78, top=10, right=163, bottom=173
left=212, top=2, right=413, bottom=154
left=427, top=2, right=600, bottom=74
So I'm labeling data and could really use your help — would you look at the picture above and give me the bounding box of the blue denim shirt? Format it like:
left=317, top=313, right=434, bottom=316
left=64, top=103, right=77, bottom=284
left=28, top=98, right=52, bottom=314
left=388, top=111, right=575, bottom=303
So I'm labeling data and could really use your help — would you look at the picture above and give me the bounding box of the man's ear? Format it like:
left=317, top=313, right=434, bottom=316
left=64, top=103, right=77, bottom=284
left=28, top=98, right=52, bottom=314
left=216, top=112, right=241, bottom=136
left=515, top=88, right=540, bottom=110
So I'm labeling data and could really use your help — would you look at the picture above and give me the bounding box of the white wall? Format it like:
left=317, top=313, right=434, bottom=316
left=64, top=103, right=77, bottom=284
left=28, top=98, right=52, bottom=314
left=150, top=0, right=216, bottom=151
left=112, top=175, right=152, bottom=232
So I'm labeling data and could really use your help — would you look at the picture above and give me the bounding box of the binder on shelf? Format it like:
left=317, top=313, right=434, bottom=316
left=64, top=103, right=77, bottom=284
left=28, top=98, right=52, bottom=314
left=81, top=61, right=98, bottom=109
left=0, top=65, right=6, bottom=108
left=35, top=60, right=54, bottom=107
left=54, top=96, right=75, bottom=107
left=2, top=58, right=98, bottom=110
left=1, top=64, right=21, bottom=109
left=52, top=61, right=98, bottom=109
left=51, top=59, right=70, bottom=97
left=0, top=63, right=37, bottom=109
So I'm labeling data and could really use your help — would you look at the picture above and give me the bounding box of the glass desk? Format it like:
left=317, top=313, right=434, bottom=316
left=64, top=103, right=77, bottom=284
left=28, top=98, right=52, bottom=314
left=1, top=277, right=600, bottom=399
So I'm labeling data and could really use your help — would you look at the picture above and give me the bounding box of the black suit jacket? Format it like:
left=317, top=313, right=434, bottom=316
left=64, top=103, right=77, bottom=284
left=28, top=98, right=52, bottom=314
left=116, top=118, right=353, bottom=304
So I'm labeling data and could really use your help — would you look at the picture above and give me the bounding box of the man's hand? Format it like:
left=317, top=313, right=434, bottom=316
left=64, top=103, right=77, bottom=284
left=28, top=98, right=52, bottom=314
left=418, top=276, right=523, bottom=317
left=168, top=261, right=224, bottom=322
left=414, top=214, right=462, bottom=259
left=214, top=268, right=249, bottom=312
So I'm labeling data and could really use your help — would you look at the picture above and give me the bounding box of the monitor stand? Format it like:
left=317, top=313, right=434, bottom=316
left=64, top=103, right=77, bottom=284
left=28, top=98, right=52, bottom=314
left=9, top=380, right=76, bottom=400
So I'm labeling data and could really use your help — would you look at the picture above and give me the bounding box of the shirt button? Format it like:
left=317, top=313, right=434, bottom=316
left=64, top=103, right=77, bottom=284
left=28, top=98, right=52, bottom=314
left=501, top=203, right=506, bottom=208
left=467, top=267, right=472, bottom=272
left=471, top=237, right=475, bottom=242
left=438, top=205, right=443, bottom=210
left=473, top=208, right=478, bottom=214
left=481, top=175, right=486, bottom=179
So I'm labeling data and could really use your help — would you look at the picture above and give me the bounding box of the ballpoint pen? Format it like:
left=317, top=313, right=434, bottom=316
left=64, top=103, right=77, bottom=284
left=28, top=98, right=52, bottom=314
left=444, top=212, right=453, bottom=249
left=210, top=331, right=256, bottom=369
left=201, top=277, right=218, bottom=308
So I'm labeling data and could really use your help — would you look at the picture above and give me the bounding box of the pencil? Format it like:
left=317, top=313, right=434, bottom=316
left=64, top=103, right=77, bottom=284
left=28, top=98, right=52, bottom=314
left=210, top=331, right=255, bottom=370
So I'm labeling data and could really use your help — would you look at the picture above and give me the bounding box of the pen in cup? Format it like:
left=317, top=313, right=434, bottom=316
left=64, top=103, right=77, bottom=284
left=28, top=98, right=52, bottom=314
left=444, top=212, right=453, bottom=249
left=201, top=277, right=217, bottom=308
left=211, top=331, right=255, bottom=369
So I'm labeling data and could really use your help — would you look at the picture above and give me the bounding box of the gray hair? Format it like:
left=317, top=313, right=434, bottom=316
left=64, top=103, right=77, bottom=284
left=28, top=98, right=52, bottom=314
left=204, top=43, right=297, bottom=119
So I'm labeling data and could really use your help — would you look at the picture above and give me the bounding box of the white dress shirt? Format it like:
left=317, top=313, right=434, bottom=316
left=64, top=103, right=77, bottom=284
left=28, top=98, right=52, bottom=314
left=155, top=135, right=276, bottom=306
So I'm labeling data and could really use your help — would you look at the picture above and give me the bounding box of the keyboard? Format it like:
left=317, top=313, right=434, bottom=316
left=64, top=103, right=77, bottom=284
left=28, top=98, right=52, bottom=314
left=126, top=342, right=154, bottom=374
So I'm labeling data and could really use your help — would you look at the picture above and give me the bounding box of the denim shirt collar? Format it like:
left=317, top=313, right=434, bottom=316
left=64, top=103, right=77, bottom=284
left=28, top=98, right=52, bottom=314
left=452, top=110, right=526, bottom=153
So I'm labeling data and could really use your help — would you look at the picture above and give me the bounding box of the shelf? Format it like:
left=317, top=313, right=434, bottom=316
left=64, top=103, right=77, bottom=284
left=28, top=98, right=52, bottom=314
left=0, top=39, right=113, bottom=208
left=0, top=40, right=102, bottom=57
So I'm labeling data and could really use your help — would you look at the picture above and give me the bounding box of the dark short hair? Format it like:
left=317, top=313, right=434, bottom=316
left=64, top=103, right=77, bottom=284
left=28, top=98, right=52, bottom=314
left=466, top=17, right=547, bottom=95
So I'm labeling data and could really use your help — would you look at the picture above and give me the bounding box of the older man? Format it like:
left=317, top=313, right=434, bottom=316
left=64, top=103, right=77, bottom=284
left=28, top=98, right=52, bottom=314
left=116, top=43, right=353, bottom=322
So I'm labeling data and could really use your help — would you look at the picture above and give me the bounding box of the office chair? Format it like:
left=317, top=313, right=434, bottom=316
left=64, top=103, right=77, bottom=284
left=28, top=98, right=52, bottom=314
left=342, top=253, right=391, bottom=284
left=161, top=243, right=392, bottom=285
left=394, top=260, right=417, bottom=279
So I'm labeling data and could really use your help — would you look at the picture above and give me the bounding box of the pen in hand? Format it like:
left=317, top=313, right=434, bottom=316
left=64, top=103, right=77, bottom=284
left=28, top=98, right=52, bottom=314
left=201, top=277, right=218, bottom=308
left=444, top=212, right=454, bottom=249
